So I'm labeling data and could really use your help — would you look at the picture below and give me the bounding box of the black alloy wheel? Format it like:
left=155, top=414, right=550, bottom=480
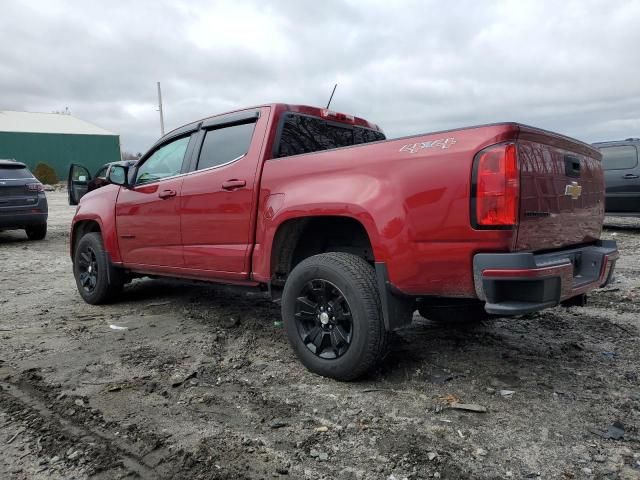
left=282, top=252, right=389, bottom=381
left=294, top=279, right=353, bottom=359
left=73, top=232, right=123, bottom=304
left=77, top=246, right=99, bottom=293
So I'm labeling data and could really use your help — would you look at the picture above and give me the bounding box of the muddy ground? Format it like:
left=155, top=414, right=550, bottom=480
left=0, top=191, right=639, bottom=480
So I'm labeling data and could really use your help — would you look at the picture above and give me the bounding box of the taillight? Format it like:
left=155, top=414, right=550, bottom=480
left=26, top=183, right=44, bottom=192
left=473, top=143, right=519, bottom=228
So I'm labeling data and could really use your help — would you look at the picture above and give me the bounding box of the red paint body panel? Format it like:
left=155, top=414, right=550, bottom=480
left=70, top=103, right=611, bottom=303
left=115, top=177, right=184, bottom=267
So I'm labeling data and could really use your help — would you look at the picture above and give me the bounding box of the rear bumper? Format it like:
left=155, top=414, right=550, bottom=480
left=474, top=240, right=618, bottom=315
left=0, top=212, right=48, bottom=229
left=0, top=196, right=48, bottom=229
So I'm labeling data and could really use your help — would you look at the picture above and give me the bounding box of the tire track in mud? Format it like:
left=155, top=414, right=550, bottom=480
left=0, top=372, right=170, bottom=479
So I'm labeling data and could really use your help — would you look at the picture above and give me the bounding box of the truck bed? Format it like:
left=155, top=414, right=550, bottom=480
left=257, top=122, right=605, bottom=297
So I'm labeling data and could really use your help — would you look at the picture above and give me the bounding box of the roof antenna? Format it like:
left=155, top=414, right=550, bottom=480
left=326, top=83, right=338, bottom=109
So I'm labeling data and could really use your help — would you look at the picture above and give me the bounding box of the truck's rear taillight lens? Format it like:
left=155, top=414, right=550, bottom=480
left=473, top=143, right=519, bottom=227
left=26, top=183, right=44, bottom=192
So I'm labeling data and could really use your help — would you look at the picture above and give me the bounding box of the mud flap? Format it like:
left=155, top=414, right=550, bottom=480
left=375, top=263, right=415, bottom=331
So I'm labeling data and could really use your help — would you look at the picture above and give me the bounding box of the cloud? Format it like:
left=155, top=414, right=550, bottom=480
left=1, top=0, right=638, bottom=153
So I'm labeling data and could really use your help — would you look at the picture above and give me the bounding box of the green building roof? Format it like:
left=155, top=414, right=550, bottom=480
left=0, top=111, right=121, bottom=182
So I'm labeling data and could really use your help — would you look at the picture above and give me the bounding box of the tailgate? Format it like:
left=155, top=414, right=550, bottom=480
left=0, top=182, right=39, bottom=210
left=516, top=127, right=604, bottom=251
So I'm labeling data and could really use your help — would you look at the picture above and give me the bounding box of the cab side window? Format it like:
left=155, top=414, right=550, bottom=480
left=276, top=114, right=352, bottom=158
left=196, top=122, right=256, bottom=170
left=136, top=136, right=190, bottom=185
left=274, top=113, right=386, bottom=158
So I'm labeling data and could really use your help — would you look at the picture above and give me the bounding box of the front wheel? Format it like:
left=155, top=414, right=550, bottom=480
left=281, top=253, right=388, bottom=381
left=73, top=232, right=123, bottom=304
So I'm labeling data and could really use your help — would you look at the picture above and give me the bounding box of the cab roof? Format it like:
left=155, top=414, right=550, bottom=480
left=159, top=103, right=382, bottom=145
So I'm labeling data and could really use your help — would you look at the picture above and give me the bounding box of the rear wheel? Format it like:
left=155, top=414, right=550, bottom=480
left=73, top=232, right=123, bottom=304
left=25, top=223, right=47, bottom=240
left=282, top=252, right=388, bottom=381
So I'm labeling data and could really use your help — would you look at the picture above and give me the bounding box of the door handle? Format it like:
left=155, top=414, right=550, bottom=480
left=158, top=189, right=177, bottom=199
left=222, top=179, right=246, bottom=190
left=623, top=174, right=639, bottom=179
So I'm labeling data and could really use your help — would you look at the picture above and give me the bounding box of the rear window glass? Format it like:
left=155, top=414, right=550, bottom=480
left=354, top=127, right=385, bottom=144
left=197, top=122, right=256, bottom=170
left=0, top=166, right=34, bottom=179
left=275, top=114, right=385, bottom=158
left=600, top=146, right=638, bottom=170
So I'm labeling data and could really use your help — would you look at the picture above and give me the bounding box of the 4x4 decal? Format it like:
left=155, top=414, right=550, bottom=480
left=400, top=137, right=457, bottom=153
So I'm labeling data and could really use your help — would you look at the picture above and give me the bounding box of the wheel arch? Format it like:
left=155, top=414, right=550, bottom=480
left=70, top=219, right=102, bottom=260
left=269, top=215, right=375, bottom=287
left=267, top=215, right=415, bottom=332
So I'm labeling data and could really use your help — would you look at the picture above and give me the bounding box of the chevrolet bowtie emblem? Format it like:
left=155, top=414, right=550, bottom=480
left=565, top=181, right=582, bottom=200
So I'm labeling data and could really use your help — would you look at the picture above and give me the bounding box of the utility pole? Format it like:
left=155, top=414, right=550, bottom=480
left=157, top=81, right=165, bottom=136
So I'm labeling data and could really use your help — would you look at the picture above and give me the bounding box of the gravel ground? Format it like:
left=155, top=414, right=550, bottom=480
left=0, top=191, right=639, bottom=480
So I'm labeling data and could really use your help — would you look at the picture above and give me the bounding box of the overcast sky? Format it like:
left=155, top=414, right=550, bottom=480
left=1, top=0, right=639, bottom=154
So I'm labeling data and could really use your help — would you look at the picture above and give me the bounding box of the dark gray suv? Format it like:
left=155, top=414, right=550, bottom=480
left=593, top=138, right=640, bottom=216
left=0, top=159, right=48, bottom=240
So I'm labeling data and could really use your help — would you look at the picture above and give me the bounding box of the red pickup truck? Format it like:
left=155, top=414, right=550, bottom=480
left=69, top=103, right=618, bottom=380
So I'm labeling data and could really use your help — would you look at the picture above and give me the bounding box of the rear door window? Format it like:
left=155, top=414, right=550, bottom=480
left=601, top=146, right=639, bottom=170
left=275, top=113, right=384, bottom=158
left=0, top=166, right=34, bottom=179
left=196, top=122, right=256, bottom=170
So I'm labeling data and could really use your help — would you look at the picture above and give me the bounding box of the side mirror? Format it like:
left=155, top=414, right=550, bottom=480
left=108, top=165, right=129, bottom=187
